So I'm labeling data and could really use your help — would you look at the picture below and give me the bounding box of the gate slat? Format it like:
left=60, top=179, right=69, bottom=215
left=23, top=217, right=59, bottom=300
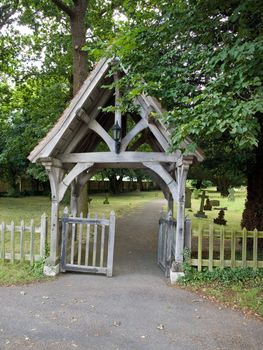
left=78, top=213, right=83, bottom=265
left=85, top=213, right=91, bottom=266
left=70, top=221, right=76, bottom=264
left=100, top=216, right=106, bottom=267
left=92, top=214, right=98, bottom=266
left=107, top=211, right=116, bottom=277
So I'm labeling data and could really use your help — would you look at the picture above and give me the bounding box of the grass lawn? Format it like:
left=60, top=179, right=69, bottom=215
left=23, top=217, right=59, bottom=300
left=0, top=190, right=164, bottom=225
left=183, top=186, right=246, bottom=231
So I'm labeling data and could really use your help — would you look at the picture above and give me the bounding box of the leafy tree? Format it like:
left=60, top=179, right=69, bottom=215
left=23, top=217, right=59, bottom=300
left=109, top=0, right=263, bottom=231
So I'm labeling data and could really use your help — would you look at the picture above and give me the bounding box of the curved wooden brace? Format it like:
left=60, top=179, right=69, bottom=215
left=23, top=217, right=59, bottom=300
left=58, top=162, right=94, bottom=202
left=144, top=169, right=169, bottom=200
left=143, top=162, right=178, bottom=202
left=120, top=119, right=148, bottom=152
left=89, top=119, right=115, bottom=152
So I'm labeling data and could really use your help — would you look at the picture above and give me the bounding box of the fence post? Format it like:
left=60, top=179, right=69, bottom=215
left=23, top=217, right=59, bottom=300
left=40, top=213, right=47, bottom=258
left=242, top=228, right=247, bottom=268
left=197, top=223, right=202, bottom=272
left=0, top=222, right=5, bottom=261
left=20, top=220, right=25, bottom=263
left=208, top=224, right=214, bottom=272
left=107, top=211, right=116, bottom=277
left=11, top=221, right=15, bottom=264
left=30, top=219, right=35, bottom=266
left=253, top=229, right=258, bottom=270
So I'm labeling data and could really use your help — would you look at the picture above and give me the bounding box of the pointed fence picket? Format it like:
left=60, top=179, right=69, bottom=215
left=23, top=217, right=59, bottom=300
left=191, top=225, right=263, bottom=271
left=0, top=214, right=48, bottom=265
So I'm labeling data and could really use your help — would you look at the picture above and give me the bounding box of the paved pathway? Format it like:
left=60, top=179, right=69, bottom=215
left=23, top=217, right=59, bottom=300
left=0, top=200, right=262, bottom=350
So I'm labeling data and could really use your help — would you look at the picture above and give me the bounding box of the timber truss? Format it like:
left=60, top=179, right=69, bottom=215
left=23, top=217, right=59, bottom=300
left=28, top=57, right=204, bottom=270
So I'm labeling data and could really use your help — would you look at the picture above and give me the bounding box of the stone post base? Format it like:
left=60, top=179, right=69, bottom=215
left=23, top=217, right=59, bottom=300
left=43, top=263, right=60, bottom=276
left=170, top=270, right=185, bottom=285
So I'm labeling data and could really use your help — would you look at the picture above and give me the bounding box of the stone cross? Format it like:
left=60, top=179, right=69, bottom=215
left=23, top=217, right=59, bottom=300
left=194, top=190, right=208, bottom=218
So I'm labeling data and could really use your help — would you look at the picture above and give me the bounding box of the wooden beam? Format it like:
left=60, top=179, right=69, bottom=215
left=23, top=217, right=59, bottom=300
left=58, top=162, right=94, bottom=202
left=29, top=58, right=111, bottom=162
left=57, top=152, right=180, bottom=164
left=64, top=89, right=113, bottom=153
left=120, top=119, right=148, bottom=152
left=143, top=162, right=178, bottom=201
left=88, top=119, right=115, bottom=152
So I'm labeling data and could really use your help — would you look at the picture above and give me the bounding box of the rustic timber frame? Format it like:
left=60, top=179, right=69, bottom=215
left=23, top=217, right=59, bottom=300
left=28, top=57, right=204, bottom=274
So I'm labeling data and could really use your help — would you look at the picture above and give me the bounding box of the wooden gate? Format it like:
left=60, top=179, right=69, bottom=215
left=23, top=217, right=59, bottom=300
left=158, top=211, right=176, bottom=277
left=61, top=211, right=116, bottom=277
left=158, top=213, right=192, bottom=277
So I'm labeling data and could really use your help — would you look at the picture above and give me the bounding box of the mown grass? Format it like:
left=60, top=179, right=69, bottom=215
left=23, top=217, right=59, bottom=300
left=182, top=186, right=246, bottom=231
left=0, top=260, right=49, bottom=286
left=0, top=190, right=163, bottom=224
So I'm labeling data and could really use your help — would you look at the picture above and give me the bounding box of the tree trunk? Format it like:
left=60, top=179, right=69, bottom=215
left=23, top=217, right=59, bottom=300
left=70, top=0, right=89, bottom=95
left=215, top=175, right=230, bottom=197
left=242, top=115, right=263, bottom=249
left=242, top=126, right=263, bottom=230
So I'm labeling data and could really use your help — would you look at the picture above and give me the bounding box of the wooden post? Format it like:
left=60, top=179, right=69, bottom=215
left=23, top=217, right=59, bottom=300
left=42, top=160, right=64, bottom=273
left=107, top=211, right=116, bottom=277
left=1, top=222, right=5, bottom=261
left=208, top=224, right=214, bottom=271
left=40, top=213, right=47, bottom=258
left=165, top=210, right=173, bottom=277
left=10, top=221, right=15, bottom=263
left=175, top=159, right=191, bottom=264
left=30, top=219, right=35, bottom=266
left=49, top=198, right=60, bottom=265
left=184, top=217, right=192, bottom=251
left=168, top=193, right=174, bottom=216
left=20, top=220, right=25, bottom=263
left=197, top=223, right=203, bottom=272
left=253, top=229, right=258, bottom=270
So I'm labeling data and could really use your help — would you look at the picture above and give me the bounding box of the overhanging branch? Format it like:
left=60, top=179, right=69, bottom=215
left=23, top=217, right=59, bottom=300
left=51, top=0, right=74, bottom=18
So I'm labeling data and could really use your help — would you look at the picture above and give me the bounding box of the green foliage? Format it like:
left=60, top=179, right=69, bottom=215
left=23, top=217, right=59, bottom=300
left=182, top=265, right=263, bottom=287
left=109, top=0, right=263, bottom=187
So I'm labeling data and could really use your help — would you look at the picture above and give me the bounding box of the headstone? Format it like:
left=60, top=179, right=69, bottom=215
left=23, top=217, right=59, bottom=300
left=185, top=188, right=192, bottom=209
left=210, top=200, right=220, bottom=207
left=103, top=195, right=109, bottom=204
left=214, top=209, right=227, bottom=225
left=204, top=198, right=212, bottom=211
left=194, top=190, right=208, bottom=218
left=228, top=188, right=235, bottom=202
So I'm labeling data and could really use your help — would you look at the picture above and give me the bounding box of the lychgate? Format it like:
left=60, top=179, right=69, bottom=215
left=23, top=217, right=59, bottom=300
left=28, top=57, right=204, bottom=276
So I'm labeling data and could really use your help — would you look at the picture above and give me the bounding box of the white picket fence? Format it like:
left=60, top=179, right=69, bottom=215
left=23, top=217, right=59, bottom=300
left=0, top=213, right=47, bottom=265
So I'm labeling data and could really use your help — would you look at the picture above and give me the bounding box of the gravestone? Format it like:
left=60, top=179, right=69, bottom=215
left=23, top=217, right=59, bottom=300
left=210, top=199, right=220, bottom=207
left=204, top=198, right=212, bottom=211
left=194, top=190, right=208, bottom=218
left=228, top=188, right=235, bottom=202
left=185, top=188, right=192, bottom=209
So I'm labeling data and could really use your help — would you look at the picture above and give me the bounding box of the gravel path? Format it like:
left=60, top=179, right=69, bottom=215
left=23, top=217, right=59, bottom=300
left=0, top=200, right=262, bottom=350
